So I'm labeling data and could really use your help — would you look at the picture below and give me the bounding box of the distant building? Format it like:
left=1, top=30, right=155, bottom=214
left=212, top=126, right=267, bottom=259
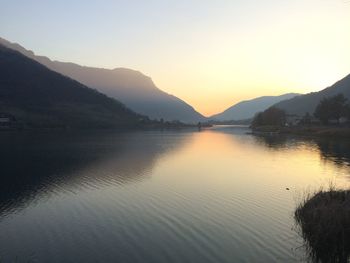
left=0, top=113, right=16, bottom=128
left=339, top=117, right=348, bottom=124
left=309, top=117, right=321, bottom=125
left=285, top=114, right=302, bottom=126
left=329, top=117, right=349, bottom=125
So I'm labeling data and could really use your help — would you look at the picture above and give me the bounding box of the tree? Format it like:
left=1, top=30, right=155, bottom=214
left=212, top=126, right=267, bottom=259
left=331, top=94, right=348, bottom=123
left=251, top=107, right=286, bottom=127
left=252, top=112, right=264, bottom=127
left=300, top=112, right=312, bottom=125
left=314, top=98, right=332, bottom=125
left=314, top=94, right=348, bottom=125
left=344, top=104, right=350, bottom=120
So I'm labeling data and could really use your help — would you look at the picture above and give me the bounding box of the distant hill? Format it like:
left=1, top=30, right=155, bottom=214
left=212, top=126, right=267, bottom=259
left=0, top=44, right=146, bottom=128
left=211, top=93, right=299, bottom=121
left=274, top=74, right=350, bottom=116
left=0, top=37, right=205, bottom=123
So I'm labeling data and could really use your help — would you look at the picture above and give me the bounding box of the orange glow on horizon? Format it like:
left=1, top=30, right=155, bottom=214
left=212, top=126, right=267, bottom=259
left=3, top=0, right=349, bottom=116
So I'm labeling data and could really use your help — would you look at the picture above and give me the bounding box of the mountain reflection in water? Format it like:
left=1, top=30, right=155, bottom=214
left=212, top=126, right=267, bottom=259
left=1, top=126, right=350, bottom=263
left=0, top=130, right=189, bottom=217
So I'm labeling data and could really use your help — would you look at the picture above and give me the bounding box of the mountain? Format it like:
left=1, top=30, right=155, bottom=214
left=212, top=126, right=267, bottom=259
left=0, top=43, right=146, bottom=128
left=0, top=37, right=205, bottom=123
left=274, top=74, right=350, bottom=116
left=211, top=93, right=299, bottom=121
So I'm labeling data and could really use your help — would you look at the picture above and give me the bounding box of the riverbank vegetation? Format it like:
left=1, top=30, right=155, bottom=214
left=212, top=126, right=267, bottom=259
left=252, top=126, right=350, bottom=138
left=314, top=94, right=349, bottom=125
left=251, top=107, right=286, bottom=128
left=295, top=186, right=350, bottom=263
left=251, top=94, right=350, bottom=137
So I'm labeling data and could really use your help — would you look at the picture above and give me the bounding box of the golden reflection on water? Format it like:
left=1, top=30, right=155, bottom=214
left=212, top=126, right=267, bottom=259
left=155, top=129, right=350, bottom=194
left=1, top=128, right=350, bottom=262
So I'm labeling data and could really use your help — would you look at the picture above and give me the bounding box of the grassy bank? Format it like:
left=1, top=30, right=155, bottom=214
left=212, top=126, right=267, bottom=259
left=295, top=187, right=350, bottom=263
left=252, top=126, right=350, bottom=138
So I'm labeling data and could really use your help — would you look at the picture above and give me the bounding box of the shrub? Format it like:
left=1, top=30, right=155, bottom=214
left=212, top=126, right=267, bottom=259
left=295, top=187, right=350, bottom=262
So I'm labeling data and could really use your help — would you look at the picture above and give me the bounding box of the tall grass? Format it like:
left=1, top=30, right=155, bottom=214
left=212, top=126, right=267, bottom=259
left=295, top=183, right=350, bottom=263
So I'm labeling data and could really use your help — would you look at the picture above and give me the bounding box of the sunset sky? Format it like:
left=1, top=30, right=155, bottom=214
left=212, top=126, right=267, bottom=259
left=1, top=0, right=350, bottom=116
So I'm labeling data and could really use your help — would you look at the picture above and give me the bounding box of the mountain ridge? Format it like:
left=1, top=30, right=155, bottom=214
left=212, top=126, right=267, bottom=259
left=0, top=37, right=205, bottom=123
left=274, top=74, right=350, bottom=116
left=211, top=93, right=300, bottom=121
left=0, top=43, right=146, bottom=128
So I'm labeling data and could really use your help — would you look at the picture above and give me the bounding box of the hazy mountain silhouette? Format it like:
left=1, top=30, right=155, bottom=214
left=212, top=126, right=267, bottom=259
left=274, top=74, right=350, bottom=116
left=0, top=43, right=146, bottom=128
left=211, top=93, right=299, bottom=121
left=0, top=37, right=205, bottom=123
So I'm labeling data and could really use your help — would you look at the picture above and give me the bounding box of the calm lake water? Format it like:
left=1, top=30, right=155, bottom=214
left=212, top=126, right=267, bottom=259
left=1, top=126, right=350, bottom=262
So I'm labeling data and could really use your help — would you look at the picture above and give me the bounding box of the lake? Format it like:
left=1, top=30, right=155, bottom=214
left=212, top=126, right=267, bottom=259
left=1, top=126, right=350, bottom=262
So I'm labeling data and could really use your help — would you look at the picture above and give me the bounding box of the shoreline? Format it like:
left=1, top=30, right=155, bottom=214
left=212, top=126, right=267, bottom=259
left=0, top=123, right=213, bottom=132
left=251, top=125, right=350, bottom=138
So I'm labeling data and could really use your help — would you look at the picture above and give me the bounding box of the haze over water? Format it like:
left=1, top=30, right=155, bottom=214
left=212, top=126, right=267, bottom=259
left=1, top=126, right=350, bottom=262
